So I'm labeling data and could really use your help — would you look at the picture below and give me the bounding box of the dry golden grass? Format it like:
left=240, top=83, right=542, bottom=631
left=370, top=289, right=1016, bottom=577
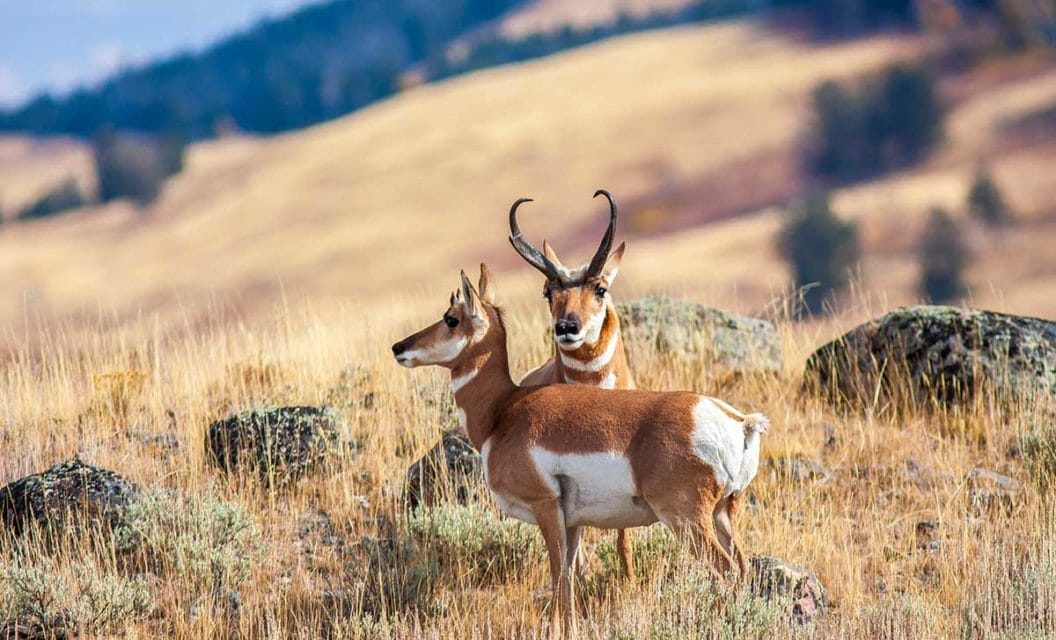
left=1, top=285, right=1054, bottom=638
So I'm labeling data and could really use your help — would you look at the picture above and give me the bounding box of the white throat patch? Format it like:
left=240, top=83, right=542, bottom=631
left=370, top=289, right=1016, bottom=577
left=451, top=368, right=479, bottom=393
left=560, top=329, right=617, bottom=372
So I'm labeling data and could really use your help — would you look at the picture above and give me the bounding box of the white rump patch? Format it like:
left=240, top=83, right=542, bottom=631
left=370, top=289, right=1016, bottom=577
left=530, top=448, right=656, bottom=529
left=690, top=397, right=762, bottom=496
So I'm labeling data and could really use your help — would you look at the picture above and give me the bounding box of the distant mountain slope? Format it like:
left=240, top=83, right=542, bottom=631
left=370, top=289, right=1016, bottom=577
left=0, top=0, right=748, bottom=140
left=0, top=20, right=930, bottom=337
left=0, top=0, right=526, bottom=139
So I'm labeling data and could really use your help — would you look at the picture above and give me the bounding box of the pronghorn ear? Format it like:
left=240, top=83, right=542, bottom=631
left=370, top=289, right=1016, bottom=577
left=542, top=240, right=566, bottom=272
left=459, top=270, right=481, bottom=318
left=478, top=263, right=496, bottom=305
left=601, top=242, right=625, bottom=284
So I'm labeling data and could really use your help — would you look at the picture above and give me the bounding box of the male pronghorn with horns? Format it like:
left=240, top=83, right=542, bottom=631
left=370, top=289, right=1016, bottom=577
left=510, top=190, right=640, bottom=578
left=392, top=264, right=768, bottom=634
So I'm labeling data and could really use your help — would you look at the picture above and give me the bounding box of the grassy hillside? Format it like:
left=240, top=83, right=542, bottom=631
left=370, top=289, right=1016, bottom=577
left=1, top=20, right=925, bottom=343
left=2, top=19, right=1055, bottom=350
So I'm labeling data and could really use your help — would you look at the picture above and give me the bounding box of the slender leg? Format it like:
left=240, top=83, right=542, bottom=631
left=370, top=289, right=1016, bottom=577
left=660, top=511, right=735, bottom=581
left=530, top=498, right=574, bottom=636
left=565, top=526, right=582, bottom=619
left=725, top=495, right=749, bottom=580
left=713, top=495, right=746, bottom=580
left=565, top=526, right=583, bottom=575
left=616, top=529, right=635, bottom=580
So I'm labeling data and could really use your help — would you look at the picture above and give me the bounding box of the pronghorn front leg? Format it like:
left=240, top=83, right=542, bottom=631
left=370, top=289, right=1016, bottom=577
left=616, top=529, right=634, bottom=580
left=530, top=497, right=576, bottom=637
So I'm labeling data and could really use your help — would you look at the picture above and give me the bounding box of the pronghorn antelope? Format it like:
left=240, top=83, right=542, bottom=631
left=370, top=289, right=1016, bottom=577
left=391, top=265, right=768, bottom=633
left=510, top=190, right=639, bottom=578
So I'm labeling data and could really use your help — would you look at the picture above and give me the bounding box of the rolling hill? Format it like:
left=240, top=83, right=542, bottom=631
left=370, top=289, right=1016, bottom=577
left=1, top=18, right=1054, bottom=348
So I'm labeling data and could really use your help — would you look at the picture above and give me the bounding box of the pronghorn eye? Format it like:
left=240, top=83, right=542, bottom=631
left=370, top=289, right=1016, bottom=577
left=444, top=315, right=459, bottom=328
left=543, top=288, right=552, bottom=302
left=595, top=285, right=608, bottom=298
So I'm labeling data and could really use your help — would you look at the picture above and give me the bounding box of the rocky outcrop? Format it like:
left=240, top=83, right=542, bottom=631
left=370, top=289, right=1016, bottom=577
left=404, top=430, right=484, bottom=509
left=206, top=406, right=339, bottom=482
left=805, top=306, right=1056, bottom=411
left=750, top=555, right=827, bottom=623
left=0, top=458, right=138, bottom=537
left=616, top=296, right=782, bottom=375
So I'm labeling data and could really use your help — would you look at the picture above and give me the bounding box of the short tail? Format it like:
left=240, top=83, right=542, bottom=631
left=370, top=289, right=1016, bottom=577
left=743, top=413, right=769, bottom=452
left=743, top=413, right=769, bottom=436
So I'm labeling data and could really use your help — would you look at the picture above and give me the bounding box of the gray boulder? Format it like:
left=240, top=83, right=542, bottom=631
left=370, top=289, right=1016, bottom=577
left=750, top=555, right=827, bottom=623
left=206, top=406, right=339, bottom=482
left=404, top=430, right=484, bottom=509
left=0, top=458, right=138, bottom=537
left=805, top=305, right=1056, bottom=411
left=616, top=296, right=782, bottom=375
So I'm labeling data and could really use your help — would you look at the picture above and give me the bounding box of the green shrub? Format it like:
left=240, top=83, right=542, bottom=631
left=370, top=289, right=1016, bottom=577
left=17, top=177, right=87, bottom=221
left=589, top=525, right=680, bottom=591
left=403, top=503, right=540, bottom=585
left=114, top=487, right=261, bottom=593
left=919, top=207, right=968, bottom=303
left=962, top=542, right=1056, bottom=638
left=809, top=64, right=944, bottom=182
left=0, top=556, right=153, bottom=635
left=93, top=127, right=186, bottom=206
left=778, top=192, right=860, bottom=315
left=351, top=505, right=541, bottom=618
left=967, top=167, right=1015, bottom=227
left=1018, top=427, right=1056, bottom=489
left=609, top=560, right=791, bottom=639
left=860, top=593, right=938, bottom=639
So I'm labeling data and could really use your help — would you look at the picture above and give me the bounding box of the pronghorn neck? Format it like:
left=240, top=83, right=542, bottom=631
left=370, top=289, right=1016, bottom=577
left=451, top=324, right=516, bottom=449
left=556, top=304, right=634, bottom=389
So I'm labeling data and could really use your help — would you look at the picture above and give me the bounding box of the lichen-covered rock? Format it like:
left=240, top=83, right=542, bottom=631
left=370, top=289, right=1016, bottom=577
left=616, top=296, right=782, bottom=375
left=404, top=430, right=484, bottom=508
left=805, top=306, right=1056, bottom=411
left=206, top=406, right=339, bottom=482
left=0, top=458, right=138, bottom=537
left=750, top=555, right=827, bottom=623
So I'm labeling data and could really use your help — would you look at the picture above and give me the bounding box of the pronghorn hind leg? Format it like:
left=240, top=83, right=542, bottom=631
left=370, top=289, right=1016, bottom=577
left=713, top=494, right=747, bottom=581
left=565, top=526, right=583, bottom=614
left=530, top=498, right=575, bottom=636
left=616, top=529, right=635, bottom=580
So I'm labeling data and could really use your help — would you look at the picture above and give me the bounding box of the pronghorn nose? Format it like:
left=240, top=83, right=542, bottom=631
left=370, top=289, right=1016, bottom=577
left=391, top=341, right=406, bottom=356
left=554, top=318, right=580, bottom=337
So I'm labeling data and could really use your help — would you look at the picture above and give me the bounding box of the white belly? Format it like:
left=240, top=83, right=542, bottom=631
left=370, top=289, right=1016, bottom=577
left=531, top=448, right=657, bottom=529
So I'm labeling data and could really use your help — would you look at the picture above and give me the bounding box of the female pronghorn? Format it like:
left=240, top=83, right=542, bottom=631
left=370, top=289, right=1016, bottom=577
left=392, top=265, right=767, bottom=633
left=510, top=190, right=640, bottom=578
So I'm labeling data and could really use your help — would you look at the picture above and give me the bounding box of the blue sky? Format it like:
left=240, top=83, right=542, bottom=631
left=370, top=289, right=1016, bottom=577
left=0, top=0, right=317, bottom=107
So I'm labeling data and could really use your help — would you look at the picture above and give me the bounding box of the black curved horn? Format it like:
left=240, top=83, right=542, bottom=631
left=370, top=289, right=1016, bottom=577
left=586, top=189, right=617, bottom=277
left=508, top=197, right=563, bottom=280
